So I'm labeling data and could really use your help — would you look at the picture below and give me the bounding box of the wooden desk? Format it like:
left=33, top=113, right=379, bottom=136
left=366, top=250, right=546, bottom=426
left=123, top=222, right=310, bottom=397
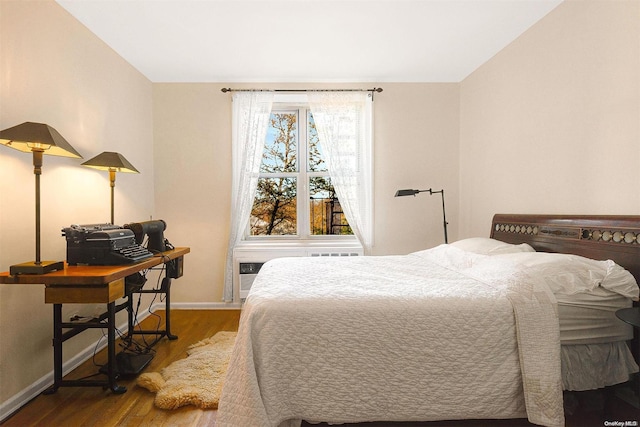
left=0, top=247, right=190, bottom=394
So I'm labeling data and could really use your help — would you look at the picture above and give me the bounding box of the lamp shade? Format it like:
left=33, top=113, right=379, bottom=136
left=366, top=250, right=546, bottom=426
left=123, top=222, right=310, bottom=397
left=395, top=189, right=420, bottom=197
left=82, top=151, right=139, bottom=173
left=0, top=122, right=82, bottom=158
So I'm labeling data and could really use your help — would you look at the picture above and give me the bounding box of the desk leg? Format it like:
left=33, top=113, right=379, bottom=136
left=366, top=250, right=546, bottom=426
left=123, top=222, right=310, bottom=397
left=43, top=304, right=63, bottom=394
left=164, top=278, right=178, bottom=340
left=107, top=301, right=126, bottom=394
left=127, top=293, right=134, bottom=338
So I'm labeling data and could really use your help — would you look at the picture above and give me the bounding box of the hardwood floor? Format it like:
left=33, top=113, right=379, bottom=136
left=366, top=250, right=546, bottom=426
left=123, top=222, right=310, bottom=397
left=2, top=310, right=241, bottom=427
left=2, top=309, right=638, bottom=426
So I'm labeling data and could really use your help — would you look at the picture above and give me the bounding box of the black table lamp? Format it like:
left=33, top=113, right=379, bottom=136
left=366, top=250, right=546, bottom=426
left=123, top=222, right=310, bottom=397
left=0, top=122, right=83, bottom=274
left=81, top=151, right=140, bottom=225
left=395, top=188, right=448, bottom=243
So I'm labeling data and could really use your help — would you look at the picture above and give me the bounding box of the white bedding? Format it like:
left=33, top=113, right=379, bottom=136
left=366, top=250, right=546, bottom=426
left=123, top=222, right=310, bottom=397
left=218, top=246, right=567, bottom=427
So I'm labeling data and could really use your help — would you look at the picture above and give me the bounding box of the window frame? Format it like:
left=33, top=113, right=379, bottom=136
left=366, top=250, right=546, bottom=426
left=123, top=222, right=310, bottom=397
left=244, top=102, right=356, bottom=242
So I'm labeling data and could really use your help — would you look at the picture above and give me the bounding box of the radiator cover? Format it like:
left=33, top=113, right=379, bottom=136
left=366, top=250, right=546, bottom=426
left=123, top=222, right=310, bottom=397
left=233, top=243, right=364, bottom=301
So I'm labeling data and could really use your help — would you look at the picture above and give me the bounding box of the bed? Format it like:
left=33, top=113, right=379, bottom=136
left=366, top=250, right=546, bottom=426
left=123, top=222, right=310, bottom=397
left=217, top=214, right=640, bottom=427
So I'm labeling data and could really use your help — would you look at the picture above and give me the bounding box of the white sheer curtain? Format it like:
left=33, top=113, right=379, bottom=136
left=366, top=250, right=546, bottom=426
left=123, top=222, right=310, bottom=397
left=223, top=91, right=274, bottom=302
left=308, top=91, right=374, bottom=253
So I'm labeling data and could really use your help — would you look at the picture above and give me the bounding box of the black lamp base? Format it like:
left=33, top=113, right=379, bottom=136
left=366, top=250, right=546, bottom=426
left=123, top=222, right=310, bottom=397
left=10, top=260, right=64, bottom=275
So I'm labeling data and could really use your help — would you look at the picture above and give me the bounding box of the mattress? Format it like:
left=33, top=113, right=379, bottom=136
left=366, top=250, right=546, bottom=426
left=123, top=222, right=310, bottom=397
left=558, top=293, right=633, bottom=344
left=218, top=246, right=565, bottom=427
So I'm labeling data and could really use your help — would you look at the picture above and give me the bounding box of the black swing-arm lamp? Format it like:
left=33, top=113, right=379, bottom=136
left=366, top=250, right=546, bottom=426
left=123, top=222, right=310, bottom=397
left=395, top=188, right=448, bottom=244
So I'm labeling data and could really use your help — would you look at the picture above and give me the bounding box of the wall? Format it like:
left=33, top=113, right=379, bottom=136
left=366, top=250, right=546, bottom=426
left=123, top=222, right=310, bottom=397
left=0, top=2, right=460, bottom=412
left=5, top=0, right=636, bottom=418
left=459, top=0, right=640, bottom=237
left=374, top=83, right=459, bottom=253
left=0, top=0, right=154, bottom=413
left=152, top=82, right=460, bottom=302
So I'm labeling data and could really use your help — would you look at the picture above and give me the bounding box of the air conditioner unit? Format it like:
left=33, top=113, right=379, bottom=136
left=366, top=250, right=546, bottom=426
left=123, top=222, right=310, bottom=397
left=233, top=248, right=301, bottom=301
left=238, top=262, right=264, bottom=299
left=233, top=244, right=363, bottom=301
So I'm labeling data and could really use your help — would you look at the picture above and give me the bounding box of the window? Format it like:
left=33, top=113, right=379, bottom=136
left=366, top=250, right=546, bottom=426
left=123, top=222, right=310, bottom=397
left=249, top=106, right=353, bottom=238
left=225, top=91, right=373, bottom=301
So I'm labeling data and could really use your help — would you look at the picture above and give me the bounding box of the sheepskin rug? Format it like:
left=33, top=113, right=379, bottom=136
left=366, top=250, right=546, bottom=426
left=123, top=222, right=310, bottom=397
left=137, top=331, right=237, bottom=410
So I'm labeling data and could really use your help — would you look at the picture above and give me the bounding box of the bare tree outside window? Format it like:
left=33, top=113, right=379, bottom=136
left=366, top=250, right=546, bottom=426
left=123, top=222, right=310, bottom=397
left=250, top=109, right=352, bottom=237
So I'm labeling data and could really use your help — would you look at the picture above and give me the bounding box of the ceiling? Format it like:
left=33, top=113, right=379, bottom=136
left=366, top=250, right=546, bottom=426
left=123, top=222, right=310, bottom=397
left=56, top=0, right=563, bottom=83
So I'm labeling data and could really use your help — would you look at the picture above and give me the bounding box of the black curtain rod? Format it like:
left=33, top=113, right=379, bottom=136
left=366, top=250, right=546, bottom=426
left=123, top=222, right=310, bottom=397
left=221, top=88, right=382, bottom=94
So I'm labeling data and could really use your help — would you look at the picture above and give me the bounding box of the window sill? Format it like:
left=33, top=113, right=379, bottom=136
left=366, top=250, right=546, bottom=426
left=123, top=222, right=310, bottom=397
left=236, top=239, right=362, bottom=251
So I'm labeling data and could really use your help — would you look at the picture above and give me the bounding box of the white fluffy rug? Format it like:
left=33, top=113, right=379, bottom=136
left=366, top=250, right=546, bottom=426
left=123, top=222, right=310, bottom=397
left=137, top=331, right=237, bottom=410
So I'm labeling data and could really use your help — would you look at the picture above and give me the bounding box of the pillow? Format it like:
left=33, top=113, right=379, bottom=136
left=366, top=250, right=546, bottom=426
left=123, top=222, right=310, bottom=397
left=450, top=237, right=535, bottom=255
left=496, top=251, right=639, bottom=300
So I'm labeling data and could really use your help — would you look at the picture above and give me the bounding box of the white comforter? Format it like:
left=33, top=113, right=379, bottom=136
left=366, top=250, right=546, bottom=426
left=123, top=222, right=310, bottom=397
left=217, top=246, right=564, bottom=427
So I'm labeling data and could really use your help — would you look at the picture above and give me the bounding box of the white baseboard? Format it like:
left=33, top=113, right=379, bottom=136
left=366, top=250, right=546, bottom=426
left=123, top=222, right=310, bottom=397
left=170, top=301, right=243, bottom=310
left=0, top=302, right=240, bottom=423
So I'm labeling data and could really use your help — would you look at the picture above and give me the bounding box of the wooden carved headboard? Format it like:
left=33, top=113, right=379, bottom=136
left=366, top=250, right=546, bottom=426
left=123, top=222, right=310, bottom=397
left=490, top=214, right=640, bottom=283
